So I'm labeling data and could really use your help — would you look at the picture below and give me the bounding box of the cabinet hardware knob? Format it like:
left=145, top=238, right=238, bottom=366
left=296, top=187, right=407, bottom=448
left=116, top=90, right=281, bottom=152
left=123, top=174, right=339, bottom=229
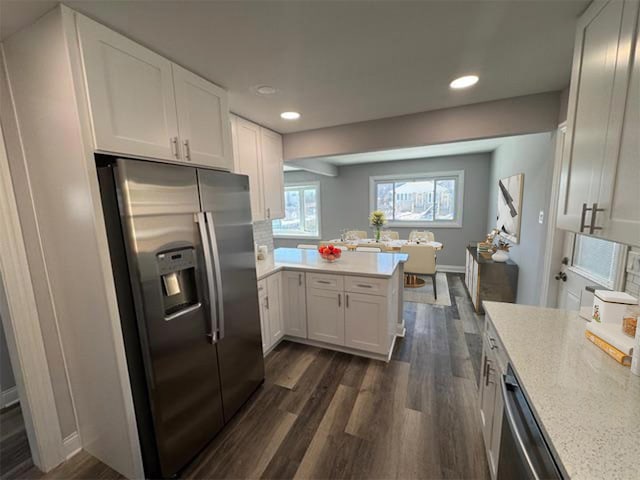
left=588, top=202, right=605, bottom=234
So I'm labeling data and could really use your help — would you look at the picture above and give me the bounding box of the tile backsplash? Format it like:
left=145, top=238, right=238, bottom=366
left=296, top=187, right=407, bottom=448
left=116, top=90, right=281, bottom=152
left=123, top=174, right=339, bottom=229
left=253, top=220, right=274, bottom=253
left=625, top=249, right=640, bottom=298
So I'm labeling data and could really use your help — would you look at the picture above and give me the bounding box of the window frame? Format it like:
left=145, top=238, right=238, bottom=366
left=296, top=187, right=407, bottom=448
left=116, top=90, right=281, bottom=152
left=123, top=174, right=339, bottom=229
left=569, top=234, right=627, bottom=290
left=272, top=181, right=322, bottom=239
left=368, top=170, right=464, bottom=228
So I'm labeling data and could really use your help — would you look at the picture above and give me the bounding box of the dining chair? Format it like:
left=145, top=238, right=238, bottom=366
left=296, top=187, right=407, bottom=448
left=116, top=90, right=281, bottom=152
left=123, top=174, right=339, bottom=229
left=400, top=244, right=437, bottom=298
left=297, top=244, right=317, bottom=249
left=356, top=246, right=381, bottom=252
left=409, top=230, right=435, bottom=243
left=346, top=230, right=368, bottom=239
left=383, top=231, right=400, bottom=240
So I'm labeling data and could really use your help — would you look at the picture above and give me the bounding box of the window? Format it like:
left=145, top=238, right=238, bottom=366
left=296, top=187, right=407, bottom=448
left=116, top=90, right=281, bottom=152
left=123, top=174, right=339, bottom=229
left=571, top=234, right=627, bottom=289
left=370, top=171, right=464, bottom=227
left=272, top=183, right=320, bottom=238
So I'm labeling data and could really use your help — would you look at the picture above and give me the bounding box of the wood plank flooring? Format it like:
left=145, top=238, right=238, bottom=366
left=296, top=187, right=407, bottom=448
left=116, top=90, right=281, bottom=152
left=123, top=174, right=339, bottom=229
left=0, top=404, right=33, bottom=480
left=17, top=273, right=488, bottom=480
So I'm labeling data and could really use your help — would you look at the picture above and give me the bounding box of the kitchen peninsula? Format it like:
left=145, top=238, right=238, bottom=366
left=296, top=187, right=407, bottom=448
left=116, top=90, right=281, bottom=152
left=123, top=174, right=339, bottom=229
left=256, top=248, right=408, bottom=360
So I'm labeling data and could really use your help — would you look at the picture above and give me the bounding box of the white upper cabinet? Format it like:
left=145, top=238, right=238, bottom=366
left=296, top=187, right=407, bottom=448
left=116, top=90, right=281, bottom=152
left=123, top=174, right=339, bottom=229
left=76, top=15, right=179, bottom=161
left=173, top=65, right=233, bottom=170
left=76, top=14, right=232, bottom=170
left=231, top=116, right=264, bottom=221
left=558, top=0, right=639, bottom=246
left=260, top=128, right=285, bottom=220
left=230, top=115, right=285, bottom=221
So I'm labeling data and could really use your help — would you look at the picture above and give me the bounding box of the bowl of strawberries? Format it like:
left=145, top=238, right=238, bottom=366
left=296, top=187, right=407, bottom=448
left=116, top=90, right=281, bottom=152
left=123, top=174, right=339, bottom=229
left=318, top=244, right=342, bottom=262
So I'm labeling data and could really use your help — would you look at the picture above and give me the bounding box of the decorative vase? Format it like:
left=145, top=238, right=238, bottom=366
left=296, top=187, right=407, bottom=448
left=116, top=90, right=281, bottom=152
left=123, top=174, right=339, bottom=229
left=492, top=250, right=509, bottom=262
left=375, top=227, right=381, bottom=242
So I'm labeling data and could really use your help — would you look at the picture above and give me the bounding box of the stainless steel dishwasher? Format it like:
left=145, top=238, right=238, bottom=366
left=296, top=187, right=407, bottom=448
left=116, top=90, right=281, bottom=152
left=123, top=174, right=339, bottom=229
left=496, top=365, right=564, bottom=480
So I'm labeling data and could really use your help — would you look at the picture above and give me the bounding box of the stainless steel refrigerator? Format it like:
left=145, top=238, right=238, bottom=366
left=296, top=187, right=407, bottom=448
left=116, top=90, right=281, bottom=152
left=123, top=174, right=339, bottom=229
left=97, top=157, right=264, bottom=479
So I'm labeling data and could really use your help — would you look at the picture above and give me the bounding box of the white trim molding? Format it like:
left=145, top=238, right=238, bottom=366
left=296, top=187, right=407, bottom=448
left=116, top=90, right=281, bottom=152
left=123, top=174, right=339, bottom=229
left=273, top=181, right=322, bottom=239
left=0, top=107, right=65, bottom=470
left=63, top=432, right=82, bottom=459
left=1, top=386, right=20, bottom=409
left=369, top=170, right=465, bottom=228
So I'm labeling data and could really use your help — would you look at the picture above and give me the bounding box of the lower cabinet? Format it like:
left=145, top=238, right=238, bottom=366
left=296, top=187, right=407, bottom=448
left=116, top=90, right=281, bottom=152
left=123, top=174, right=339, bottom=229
left=479, top=319, right=507, bottom=479
left=282, top=271, right=307, bottom=338
left=257, top=272, right=283, bottom=355
left=307, top=288, right=345, bottom=345
left=344, top=292, right=388, bottom=355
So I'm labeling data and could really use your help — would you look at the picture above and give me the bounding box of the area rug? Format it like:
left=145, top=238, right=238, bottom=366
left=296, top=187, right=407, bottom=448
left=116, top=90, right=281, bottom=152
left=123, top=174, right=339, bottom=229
left=403, top=272, right=451, bottom=306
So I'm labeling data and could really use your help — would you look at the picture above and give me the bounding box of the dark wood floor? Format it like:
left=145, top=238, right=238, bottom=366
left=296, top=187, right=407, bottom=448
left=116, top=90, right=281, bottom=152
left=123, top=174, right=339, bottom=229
left=1, top=403, right=33, bottom=480
left=19, top=273, right=488, bottom=480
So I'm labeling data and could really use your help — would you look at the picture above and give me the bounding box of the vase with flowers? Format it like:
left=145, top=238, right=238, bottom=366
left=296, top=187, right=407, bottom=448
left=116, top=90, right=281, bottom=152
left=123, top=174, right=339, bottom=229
left=491, top=239, right=511, bottom=262
left=369, top=210, right=387, bottom=242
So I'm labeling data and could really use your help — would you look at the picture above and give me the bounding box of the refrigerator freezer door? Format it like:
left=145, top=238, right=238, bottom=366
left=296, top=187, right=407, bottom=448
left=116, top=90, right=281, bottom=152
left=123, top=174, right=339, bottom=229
left=197, top=169, right=265, bottom=421
left=115, top=159, right=225, bottom=476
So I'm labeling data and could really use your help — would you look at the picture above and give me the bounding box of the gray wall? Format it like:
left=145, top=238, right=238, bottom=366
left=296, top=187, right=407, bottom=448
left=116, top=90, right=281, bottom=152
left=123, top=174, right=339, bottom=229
left=487, top=132, right=555, bottom=305
left=276, top=153, right=492, bottom=268
left=1, top=316, right=16, bottom=394
left=284, top=92, right=561, bottom=161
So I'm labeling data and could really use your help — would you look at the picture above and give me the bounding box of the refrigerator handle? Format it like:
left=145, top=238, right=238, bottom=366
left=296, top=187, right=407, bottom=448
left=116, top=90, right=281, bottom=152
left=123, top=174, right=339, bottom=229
left=205, top=211, right=225, bottom=340
left=195, top=213, right=219, bottom=343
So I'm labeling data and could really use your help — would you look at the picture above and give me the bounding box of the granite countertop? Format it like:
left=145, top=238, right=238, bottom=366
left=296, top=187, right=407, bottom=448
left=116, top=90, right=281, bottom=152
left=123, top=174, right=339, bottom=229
left=483, top=301, right=640, bottom=480
left=255, top=247, right=408, bottom=280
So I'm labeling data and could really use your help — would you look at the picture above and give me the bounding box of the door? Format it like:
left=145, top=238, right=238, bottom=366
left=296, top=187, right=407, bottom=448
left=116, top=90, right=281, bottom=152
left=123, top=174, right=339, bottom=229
left=557, top=0, right=636, bottom=232
left=266, top=273, right=283, bottom=344
left=173, top=65, right=233, bottom=170
left=76, top=15, right=180, bottom=161
left=260, top=127, right=284, bottom=220
left=197, top=169, right=264, bottom=421
left=605, top=24, right=640, bottom=247
left=307, top=288, right=344, bottom=345
left=114, top=159, right=224, bottom=477
left=282, top=272, right=307, bottom=338
left=344, top=292, right=387, bottom=354
left=231, top=116, right=265, bottom=221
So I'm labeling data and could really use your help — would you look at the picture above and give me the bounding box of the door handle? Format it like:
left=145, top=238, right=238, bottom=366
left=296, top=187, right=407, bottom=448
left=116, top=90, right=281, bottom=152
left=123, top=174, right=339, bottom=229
left=555, top=272, right=567, bottom=282
left=298, top=273, right=302, bottom=286
left=205, top=212, right=225, bottom=340
left=171, top=137, right=180, bottom=159
left=265, top=296, right=269, bottom=309
left=195, top=213, right=218, bottom=343
left=588, top=202, right=605, bottom=234
left=346, top=294, right=349, bottom=308
left=183, top=139, right=191, bottom=161
left=338, top=293, right=341, bottom=307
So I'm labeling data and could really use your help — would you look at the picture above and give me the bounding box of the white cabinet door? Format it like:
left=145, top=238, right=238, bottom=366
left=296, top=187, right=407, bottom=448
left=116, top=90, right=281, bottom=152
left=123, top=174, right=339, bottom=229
left=605, top=27, right=640, bottom=247
left=558, top=0, right=638, bottom=232
left=488, top=375, right=504, bottom=477
left=282, top=271, right=307, bottom=338
left=173, top=64, right=232, bottom=170
left=479, top=343, right=498, bottom=477
left=231, top=116, right=265, bottom=221
left=471, top=258, right=479, bottom=311
left=307, top=288, right=344, bottom=345
left=260, top=127, right=284, bottom=220
left=76, top=14, right=179, bottom=161
left=258, top=280, right=270, bottom=353
left=344, top=292, right=388, bottom=355
left=266, top=273, right=283, bottom=344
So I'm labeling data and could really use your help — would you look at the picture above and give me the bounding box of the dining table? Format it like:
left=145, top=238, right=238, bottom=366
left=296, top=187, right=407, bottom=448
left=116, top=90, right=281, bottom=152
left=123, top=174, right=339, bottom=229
left=321, top=238, right=444, bottom=252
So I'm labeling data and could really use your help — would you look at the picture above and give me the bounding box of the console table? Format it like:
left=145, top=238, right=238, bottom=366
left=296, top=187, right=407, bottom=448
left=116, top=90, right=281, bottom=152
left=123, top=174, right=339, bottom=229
left=464, top=246, right=518, bottom=313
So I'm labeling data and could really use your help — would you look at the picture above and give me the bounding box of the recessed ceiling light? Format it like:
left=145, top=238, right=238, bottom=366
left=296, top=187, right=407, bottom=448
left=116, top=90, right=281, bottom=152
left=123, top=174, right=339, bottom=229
left=450, top=75, right=479, bottom=89
left=254, top=85, right=277, bottom=96
left=280, top=111, right=301, bottom=120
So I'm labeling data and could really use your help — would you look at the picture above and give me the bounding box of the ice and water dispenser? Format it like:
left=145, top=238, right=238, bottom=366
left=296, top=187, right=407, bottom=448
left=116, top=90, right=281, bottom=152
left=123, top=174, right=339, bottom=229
left=157, top=248, right=200, bottom=320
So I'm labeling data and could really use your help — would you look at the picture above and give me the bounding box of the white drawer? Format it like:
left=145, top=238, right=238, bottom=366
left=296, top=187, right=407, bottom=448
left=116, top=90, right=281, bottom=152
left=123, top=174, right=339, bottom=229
left=306, top=272, right=344, bottom=291
left=344, top=276, right=388, bottom=296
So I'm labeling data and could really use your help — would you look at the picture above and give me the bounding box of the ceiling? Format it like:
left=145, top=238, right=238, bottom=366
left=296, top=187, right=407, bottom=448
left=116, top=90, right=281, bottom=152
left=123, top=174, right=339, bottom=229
left=0, top=0, right=588, bottom=134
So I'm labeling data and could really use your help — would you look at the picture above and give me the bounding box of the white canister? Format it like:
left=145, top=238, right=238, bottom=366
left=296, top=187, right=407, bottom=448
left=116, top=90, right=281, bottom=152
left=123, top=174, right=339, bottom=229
left=592, top=290, right=638, bottom=324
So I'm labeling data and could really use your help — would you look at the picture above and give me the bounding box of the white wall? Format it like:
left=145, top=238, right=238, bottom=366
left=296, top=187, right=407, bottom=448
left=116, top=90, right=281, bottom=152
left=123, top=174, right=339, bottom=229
left=0, top=318, right=17, bottom=399
left=487, top=132, right=555, bottom=305
left=276, top=153, right=492, bottom=268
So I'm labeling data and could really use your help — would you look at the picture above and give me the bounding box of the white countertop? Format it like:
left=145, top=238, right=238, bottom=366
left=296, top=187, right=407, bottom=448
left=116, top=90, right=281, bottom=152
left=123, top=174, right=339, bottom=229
left=484, top=301, right=640, bottom=480
left=255, top=247, right=408, bottom=280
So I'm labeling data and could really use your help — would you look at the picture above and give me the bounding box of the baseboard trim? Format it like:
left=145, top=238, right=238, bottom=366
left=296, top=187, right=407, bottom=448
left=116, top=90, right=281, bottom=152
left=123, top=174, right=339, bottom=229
left=437, top=265, right=465, bottom=273
left=62, top=432, right=81, bottom=459
left=0, top=386, right=19, bottom=409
